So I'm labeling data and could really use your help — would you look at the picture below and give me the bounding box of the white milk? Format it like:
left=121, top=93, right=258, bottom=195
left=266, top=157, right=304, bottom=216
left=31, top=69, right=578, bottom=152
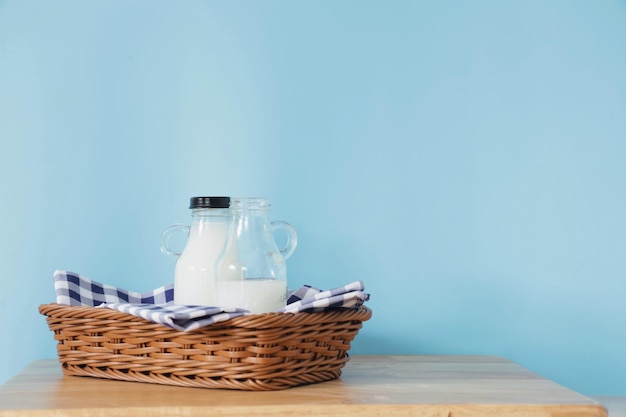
left=174, top=221, right=230, bottom=306
left=216, top=279, right=287, bottom=314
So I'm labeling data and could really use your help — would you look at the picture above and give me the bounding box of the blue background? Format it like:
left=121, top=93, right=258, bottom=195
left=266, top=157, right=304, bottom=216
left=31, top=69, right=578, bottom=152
left=1, top=0, right=625, bottom=395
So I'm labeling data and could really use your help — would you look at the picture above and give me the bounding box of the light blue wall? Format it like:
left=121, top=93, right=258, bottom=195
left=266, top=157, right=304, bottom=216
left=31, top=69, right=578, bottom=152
left=1, top=0, right=625, bottom=395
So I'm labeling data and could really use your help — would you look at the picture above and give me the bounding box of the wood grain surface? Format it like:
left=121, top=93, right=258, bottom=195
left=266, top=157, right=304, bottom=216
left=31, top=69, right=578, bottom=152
left=0, top=355, right=608, bottom=417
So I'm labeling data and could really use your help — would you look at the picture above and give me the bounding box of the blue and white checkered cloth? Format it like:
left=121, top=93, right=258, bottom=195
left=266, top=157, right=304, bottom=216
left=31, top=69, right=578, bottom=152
left=53, top=270, right=369, bottom=332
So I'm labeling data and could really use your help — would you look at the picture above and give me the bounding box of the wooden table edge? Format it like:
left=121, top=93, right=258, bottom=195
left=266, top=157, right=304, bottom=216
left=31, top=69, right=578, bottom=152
left=0, top=404, right=609, bottom=417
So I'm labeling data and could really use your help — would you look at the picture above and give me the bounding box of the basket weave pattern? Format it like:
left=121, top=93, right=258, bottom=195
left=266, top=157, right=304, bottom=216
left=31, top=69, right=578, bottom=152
left=39, top=303, right=372, bottom=391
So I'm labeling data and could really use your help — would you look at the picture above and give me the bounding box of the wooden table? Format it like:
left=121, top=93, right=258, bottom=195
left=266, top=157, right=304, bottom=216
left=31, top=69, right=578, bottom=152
left=0, top=355, right=607, bottom=417
left=594, top=397, right=626, bottom=417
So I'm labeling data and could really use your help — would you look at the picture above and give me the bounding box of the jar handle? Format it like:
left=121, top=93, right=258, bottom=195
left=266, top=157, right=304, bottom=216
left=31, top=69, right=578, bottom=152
left=271, top=220, right=298, bottom=260
left=160, top=224, right=190, bottom=257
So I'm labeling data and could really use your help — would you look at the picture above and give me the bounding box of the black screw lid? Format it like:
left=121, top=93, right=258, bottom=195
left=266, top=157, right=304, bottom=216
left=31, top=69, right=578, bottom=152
left=189, top=196, right=230, bottom=209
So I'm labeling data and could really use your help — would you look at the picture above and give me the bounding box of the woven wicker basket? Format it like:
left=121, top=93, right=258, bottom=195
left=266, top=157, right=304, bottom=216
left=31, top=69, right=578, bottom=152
left=39, top=303, right=372, bottom=391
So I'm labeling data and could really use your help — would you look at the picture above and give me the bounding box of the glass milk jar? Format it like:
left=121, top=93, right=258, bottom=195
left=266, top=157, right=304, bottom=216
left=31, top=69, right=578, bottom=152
left=215, top=197, right=297, bottom=314
left=161, top=196, right=231, bottom=306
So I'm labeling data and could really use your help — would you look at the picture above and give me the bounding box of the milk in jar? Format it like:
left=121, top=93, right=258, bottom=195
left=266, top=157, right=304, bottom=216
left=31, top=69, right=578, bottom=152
left=215, top=197, right=297, bottom=313
left=216, top=279, right=287, bottom=314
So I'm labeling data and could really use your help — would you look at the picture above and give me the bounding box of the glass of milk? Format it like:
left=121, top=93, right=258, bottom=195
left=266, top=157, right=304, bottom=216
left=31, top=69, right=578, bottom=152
left=215, top=197, right=297, bottom=314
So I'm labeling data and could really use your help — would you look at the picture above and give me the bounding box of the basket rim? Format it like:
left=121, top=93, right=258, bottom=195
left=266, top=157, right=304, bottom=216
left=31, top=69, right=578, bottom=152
left=39, top=303, right=372, bottom=331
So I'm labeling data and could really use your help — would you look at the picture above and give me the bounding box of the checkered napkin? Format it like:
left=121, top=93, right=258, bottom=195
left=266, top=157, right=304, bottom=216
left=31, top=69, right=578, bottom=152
left=283, top=280, right=369, bottom=313
left=53, top=270, right=369, bottom=332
